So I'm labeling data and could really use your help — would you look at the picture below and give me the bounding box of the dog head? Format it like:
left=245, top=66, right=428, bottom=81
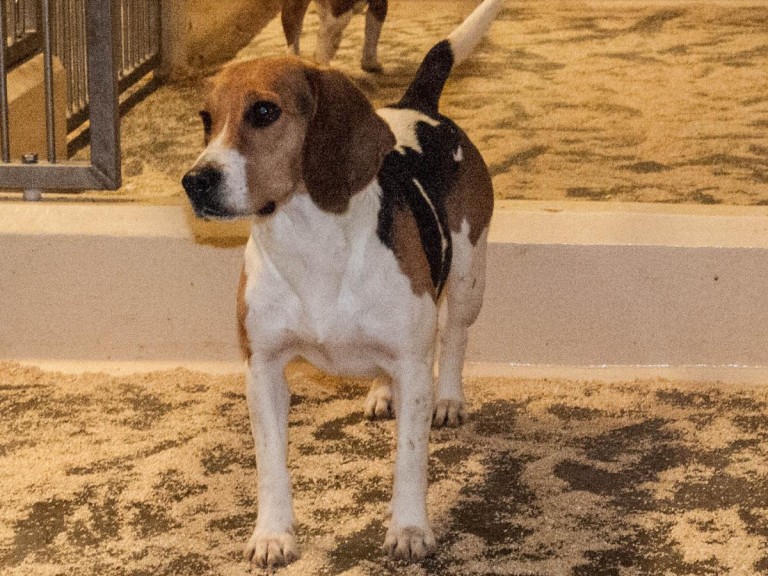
left=182, top=57, right=395, bottom=220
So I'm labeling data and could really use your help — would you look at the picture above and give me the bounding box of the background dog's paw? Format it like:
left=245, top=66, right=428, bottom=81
left=244, top=530, right=298, bottom=568
left=364, top=381, right=394, bottom=420
left=432, top=399, right=465, bottom=428
left=382, top=525, right=436, bottom=561
left=361, top=58, right=384, bottom=73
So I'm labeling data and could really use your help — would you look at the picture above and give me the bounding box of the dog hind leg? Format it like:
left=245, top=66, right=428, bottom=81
left=315, top=2, right=355, bottom=64
left=281, top=0, right=312, bottom=55
left=361, top=5, right=385, bottom=72
left=365, top=375, right=394, bottom=419
left=433, top=225, right=489, bottom=427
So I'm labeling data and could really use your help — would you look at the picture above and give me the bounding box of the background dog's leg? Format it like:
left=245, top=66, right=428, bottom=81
left=383, top=359, right=436, bottom=560
left=281, top=0, right=312, bottom=55
left=434, top=226, right=489, bottom=428
left=361, top=7, right=384, bottom=72
left=243, top=362, right=298, bottom=567
left=364, top=375, right=394, bottom=419
left=315, top=3, right=355, bottom=65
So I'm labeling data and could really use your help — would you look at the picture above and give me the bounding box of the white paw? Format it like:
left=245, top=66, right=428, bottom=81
left=432, top=399, right=465, bottom=428
left=244, top=530, right=298, bottom=568
left=364, top=382, right=394, bottom=420
left=382, top=525, right=436, bottom=561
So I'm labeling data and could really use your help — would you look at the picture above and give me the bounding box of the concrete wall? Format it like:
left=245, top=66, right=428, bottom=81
left=160, top=0, right=281, bottom=78
left=4, top=200, right=768, bottom=382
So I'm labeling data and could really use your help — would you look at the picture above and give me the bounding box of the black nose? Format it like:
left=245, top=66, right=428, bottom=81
left=182, top=166, right=221, bottom=200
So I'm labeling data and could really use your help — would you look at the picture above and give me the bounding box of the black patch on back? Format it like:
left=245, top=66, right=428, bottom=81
left=377, top=110, right=462, bottom=297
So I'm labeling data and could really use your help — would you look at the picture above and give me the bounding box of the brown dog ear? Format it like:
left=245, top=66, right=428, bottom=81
left=302, top=67, right=395, bottom=213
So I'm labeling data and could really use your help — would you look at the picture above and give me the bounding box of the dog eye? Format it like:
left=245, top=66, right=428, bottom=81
left=245, top=101, right=282, bottom=128
left=199, top=110, right=212, bottom=135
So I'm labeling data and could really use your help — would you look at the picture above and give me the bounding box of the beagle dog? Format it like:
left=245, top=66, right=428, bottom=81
left=282, top=0, right=387, bottom=72
left=182, top=0, right=503, bottom=566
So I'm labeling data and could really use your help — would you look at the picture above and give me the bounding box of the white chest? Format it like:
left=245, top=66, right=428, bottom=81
left=242, top=191, right=436, bottom=376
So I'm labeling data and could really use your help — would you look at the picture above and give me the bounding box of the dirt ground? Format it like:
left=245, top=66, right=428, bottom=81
left=101, top=0, right=768, bottom=206
left=2, top=362, right=768, bottom=575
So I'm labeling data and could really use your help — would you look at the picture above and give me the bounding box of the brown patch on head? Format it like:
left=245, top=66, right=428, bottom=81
left=391, top=206, right=435, bottom=300
left=302, top=67, right=395, bottom=213
left=237, top=265, right=252, bottom=362
left=446, top=133, right=494, bottom=244
left=199, top=57, right=316, bottom=216
left=198, top=57, right=394, bottom=217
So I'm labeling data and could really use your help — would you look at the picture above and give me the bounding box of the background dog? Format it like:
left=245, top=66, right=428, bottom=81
left=281, top=0, right=388, bottom=72
left=182, top=0, right=504, bottom=567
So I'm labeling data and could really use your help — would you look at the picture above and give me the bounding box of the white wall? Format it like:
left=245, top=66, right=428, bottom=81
left=3, top=201, right=768, bottom=382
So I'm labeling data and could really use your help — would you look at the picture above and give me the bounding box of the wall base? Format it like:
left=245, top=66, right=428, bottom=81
left=3, top=200, right=768, bottom=381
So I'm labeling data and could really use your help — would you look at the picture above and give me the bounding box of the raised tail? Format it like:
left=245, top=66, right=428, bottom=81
left=398, top=0, right=504, bottom=114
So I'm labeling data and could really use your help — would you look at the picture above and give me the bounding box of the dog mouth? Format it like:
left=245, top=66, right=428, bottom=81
left=257, top=201, right=277, bottom=217
left=194, top=201, right=277, bottom=221
left=200, top=207, right=223, bottom=220
left=193, top=204, right=234, bottom=221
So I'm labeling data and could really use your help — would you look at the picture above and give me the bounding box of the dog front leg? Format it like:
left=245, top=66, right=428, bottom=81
left=281, top=0, right=312, bottom=55
left=315, top=3, right=355, bottom=65
left=361, top=8, right=384, bottom=72
left=382, top=359, right=436, bottom=561
left=243, top=360, right=298, bottom=567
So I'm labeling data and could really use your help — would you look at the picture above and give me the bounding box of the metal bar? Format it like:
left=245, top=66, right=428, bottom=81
left=129, top=0, right=135, bottom=70
left=42, top=0, right=56, bottom=162
left=85, top=0, right=121, bottom=188
left=68, top=0, right=79, bottom=117
left=11, top=0, right=17, bottom=40
left=120, top=0, right=127, bottom=76
left=129, top=0, right=136, bottom=69
left=74, top=0, right=83, bottom=114
left=79, top=0, right=87, bottom=112
left=0, top=0, right=10, bottom=162
left=0, top=162, right=122, bottom=188
left=126, top=0, right=132, bottom=70
left=138, top=0, right=146, bottom=64
left=144, top=0, right=150, bottom=61
left=62, top=0, right=74, bottom=117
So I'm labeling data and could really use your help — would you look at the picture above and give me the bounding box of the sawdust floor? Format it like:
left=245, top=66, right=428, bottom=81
left=2, top=361, right=767, bottom=575
left=7, top=1, right=768, bottom=574
left=85, top=0, right=768, bottom=206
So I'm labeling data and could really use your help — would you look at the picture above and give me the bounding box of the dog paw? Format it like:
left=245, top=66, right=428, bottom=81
left=432, top=399, right=465, bottom=428
left=244, top=530, right=298, bottom=568
left=382, top=526, right=436, bottom=561
left=364, top=381, right=394, bottom=420
left=361, top=58, right=384, bottom=73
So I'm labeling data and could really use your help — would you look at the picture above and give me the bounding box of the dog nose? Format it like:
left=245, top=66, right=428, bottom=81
left=182, top=166, right=221, bottom=199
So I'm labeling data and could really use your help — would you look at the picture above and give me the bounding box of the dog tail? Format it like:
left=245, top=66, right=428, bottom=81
left=399, top=0, right=504, bottom=114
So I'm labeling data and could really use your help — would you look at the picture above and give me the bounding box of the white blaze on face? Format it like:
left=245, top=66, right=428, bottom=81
left=194, top=117, right=251, bottom=214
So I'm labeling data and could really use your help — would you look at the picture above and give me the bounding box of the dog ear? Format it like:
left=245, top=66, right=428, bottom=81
left=302, top=67, right=395, bottom=213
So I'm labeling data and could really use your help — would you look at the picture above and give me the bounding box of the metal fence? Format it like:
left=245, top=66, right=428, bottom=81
left=4, top=0, right=40, bottom=68
left=0, top=0, right=161, bottom=192
left=55, top=0, right=161, bottom=132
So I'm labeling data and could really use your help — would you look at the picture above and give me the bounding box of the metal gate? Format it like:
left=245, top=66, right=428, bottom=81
left=0, top=0, right=161, bottom=192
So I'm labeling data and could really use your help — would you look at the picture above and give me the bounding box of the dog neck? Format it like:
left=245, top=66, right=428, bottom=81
left=250, top=181, right=382, bottom=283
